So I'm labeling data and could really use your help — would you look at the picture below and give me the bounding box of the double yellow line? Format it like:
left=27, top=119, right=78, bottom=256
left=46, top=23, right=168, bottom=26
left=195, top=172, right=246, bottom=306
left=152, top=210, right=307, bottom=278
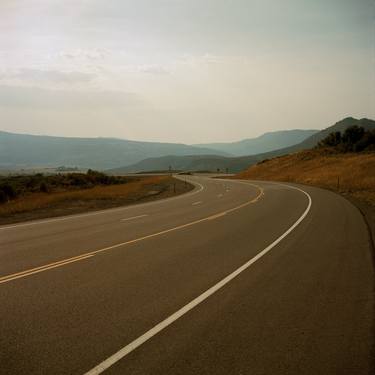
left=0, top=183, right=264, bottom=285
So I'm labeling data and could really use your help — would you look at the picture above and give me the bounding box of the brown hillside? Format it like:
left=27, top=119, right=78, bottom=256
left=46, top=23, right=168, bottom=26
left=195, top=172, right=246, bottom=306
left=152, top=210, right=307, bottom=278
left=236, top=150, right=375, bottom=205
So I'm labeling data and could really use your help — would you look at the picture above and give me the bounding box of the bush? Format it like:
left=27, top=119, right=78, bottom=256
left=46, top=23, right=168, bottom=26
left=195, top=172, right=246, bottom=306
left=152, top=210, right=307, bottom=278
left=0, top=170, right=130, bottom=204
left=0, top=183, right=18, bottom=202
left=0, top=190, right=7, bottom=203
left=69, top=173, right=89, bottom=187
left=40, top=182, right=49, bottom=193
left=1, top=184, right=17, bottom=199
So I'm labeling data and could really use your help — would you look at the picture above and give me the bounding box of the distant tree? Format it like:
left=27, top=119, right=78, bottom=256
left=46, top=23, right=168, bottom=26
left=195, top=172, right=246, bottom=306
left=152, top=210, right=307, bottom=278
left=317, top=126, right=374, bottom=153
left=318, top=131, right=341, bottom=148
left=341, top=125, right=365, bottom=151
left=354, top=129, right=375, bottom=152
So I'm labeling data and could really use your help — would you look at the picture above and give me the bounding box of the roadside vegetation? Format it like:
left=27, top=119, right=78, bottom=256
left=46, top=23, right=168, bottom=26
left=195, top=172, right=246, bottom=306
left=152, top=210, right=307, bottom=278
left=0, top=171, right=192, bottom=225
left=237, top=126, right=375, bottom=205
left=0, top=170, right=131, bottom=204
left=316, top=125, right=374, bottom=153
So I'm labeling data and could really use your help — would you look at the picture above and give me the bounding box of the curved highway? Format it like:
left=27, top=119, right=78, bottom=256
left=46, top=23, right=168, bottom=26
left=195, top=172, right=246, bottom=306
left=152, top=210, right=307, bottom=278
left=0, top=176, right=373, bottom=374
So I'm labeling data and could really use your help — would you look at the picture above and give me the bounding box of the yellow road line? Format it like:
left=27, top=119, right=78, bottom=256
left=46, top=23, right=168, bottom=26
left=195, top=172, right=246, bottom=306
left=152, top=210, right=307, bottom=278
left=0, top=184, right=264, bottom=285
left=84, top=183, right=311, bottom=375
left=0, top=254, right=95, bottom=284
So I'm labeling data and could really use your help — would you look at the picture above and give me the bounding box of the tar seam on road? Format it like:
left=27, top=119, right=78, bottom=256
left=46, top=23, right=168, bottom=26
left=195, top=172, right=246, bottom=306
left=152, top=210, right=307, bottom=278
left=0, top=183, right=263, bottom=285
left=0, top=179, right=204, bottom=231
left=83, top=183, right=312, bottom=375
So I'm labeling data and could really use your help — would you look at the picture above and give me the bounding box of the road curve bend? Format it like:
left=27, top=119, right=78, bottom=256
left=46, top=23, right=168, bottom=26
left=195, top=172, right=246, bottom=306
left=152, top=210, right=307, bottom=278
left=0, top=176, right=373, bottom=375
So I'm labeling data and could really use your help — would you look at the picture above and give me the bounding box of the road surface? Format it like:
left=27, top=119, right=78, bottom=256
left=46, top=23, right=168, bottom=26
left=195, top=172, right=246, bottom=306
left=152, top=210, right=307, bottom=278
left=0, top=176, right=373, bottom=374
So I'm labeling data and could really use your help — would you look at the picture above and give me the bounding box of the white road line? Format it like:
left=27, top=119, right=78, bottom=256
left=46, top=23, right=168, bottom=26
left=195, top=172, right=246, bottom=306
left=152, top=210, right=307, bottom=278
left=0, top=184, right=263, bottom=285
left=83, top=184, right=312, bottom=375
left=0, top=180, right=204, bottom=231
left=121, top=215, right=148, bottom=222
left=192, top=201, right=202, bottom=206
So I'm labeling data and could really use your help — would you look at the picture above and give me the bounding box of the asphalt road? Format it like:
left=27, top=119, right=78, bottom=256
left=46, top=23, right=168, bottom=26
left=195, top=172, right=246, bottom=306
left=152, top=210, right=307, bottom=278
left=0, top=176, right=373, bottom=375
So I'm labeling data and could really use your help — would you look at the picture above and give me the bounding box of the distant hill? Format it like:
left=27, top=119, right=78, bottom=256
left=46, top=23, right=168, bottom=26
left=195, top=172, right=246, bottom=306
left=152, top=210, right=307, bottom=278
left=0, top=131, right=228, bottom=170
left=108, top=154, right=260, bottom=174
left=254, top=117, right=375, bottom=159
left=291, top=117, right=375, bottom=150
left=114, top=118, right=375, bottom=173
left=194, top=129, right=318, bottom=156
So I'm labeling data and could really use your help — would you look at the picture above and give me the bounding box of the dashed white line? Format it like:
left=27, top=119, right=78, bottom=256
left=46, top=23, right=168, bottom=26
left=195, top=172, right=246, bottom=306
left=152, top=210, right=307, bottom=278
left=121, top=215, right=148, bottom=222
left=192, top=201, right=202, bottom=206
left=83, top=184, right=312, bottom=375
left=0, top=179, right=205, bottom=231
left=0, top=184, right=264, bottom=285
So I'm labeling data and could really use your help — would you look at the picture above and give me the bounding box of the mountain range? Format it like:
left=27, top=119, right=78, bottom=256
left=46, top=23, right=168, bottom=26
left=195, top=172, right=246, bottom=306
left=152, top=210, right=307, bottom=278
left=0, top=132, right=227, bottom=170
left=2, top=117, right=373, bottom=173
left=194, top=129, right=318, bottom=156
left=111, top=117, right=375, bottom=173
left=0, top=129, right=315, bottom=170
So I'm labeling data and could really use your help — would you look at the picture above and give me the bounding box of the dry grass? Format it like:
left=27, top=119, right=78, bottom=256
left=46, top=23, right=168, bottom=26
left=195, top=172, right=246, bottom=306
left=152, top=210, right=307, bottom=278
left=236, top=150, right=375, bottom=205
left=0, top=175, right=186, bottom=220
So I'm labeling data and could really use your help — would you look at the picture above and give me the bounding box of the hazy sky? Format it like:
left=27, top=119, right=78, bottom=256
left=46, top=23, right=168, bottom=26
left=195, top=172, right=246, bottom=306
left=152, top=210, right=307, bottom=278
left=0, top=0, right=374, bottom=143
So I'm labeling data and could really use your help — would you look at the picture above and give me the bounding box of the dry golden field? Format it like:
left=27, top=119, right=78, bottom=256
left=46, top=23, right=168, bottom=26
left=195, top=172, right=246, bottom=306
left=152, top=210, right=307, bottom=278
left=237, top=150, right=375, bottom=205
left=0, top=175, right=191, bottom=224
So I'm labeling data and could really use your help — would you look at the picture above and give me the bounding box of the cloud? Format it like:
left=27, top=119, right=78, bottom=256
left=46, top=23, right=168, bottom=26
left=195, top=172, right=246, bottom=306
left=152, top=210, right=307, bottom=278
left=57, top=48, right=110, bottom=61
left=0, top=85, right=141, bottom=110
left=0, top=68, right=96, bottom=89
left=136, top=64, right=170, bottom=75
left=177, top=54, right=226, bottom=68
left=6, top=68, right=94, bottom=83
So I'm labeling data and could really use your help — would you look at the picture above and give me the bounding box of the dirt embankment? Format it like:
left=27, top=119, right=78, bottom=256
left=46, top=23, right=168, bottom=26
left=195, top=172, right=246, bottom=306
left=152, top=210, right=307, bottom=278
left=0, top=176, right=193, bottom=225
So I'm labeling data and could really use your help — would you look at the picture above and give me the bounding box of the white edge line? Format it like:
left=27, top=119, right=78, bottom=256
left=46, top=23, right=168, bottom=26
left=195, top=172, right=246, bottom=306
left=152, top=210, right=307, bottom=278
left=83, top=183, right=312, bottom=375
left=0, top=178, right=204, bottom=231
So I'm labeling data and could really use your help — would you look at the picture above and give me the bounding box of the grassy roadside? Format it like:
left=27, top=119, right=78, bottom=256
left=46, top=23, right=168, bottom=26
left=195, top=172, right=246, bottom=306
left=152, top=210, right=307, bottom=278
left=0, top=175, right=193, bottom=225
left=236, top=150, right=375, bottom=205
